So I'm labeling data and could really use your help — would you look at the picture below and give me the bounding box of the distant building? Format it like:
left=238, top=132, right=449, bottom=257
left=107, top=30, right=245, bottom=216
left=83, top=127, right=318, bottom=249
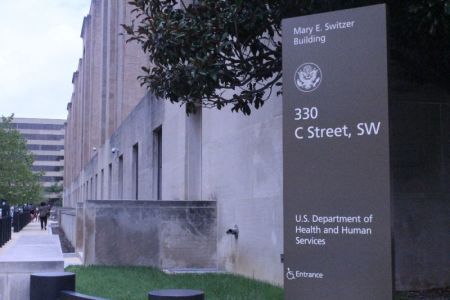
left=11, top=118, right=65, bottom=204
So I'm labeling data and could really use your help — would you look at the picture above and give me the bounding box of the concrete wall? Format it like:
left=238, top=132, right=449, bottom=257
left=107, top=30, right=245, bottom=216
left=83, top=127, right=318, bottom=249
left=389, top=77, right=450, bottom=290
left=64, top=89, right=284, bottom=284
left=60, top=208, right=76, bottom=249
left=393, top=194, right=450, bottom=290
left=63, top=0, right=284, bottom=285
left=75, top=202, right=85, bottom=256
left=0, top=261, right=63, bottom=300
left=64, top=0, right=147, bottom=208
left=81, top=200, right=216, bottom=269
left=202, top=101, right=283, bottom=284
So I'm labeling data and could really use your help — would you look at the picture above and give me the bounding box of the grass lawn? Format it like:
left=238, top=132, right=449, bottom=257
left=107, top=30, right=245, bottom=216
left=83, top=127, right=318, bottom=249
left=66, top=265, right=422, bottom=299
left=66, top=266, right=284, bottom=300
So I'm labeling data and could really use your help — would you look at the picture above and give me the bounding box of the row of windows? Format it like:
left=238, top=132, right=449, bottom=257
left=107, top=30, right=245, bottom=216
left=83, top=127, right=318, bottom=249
left=33, top=155, right=64, bottom=162
left=81, top=127, right=162, bottom=201
left=22, top=134, right=64, bottom=141
left=27, top=144, right=64, bottom=151
left=40, top=176, right=64, bottom=183
left=32, top=165, right=63, bottom=172
left=11, top=123, right=64, bottom=131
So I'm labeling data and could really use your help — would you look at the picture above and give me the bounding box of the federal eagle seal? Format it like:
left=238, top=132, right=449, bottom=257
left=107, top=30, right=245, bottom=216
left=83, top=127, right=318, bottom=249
left=294, top=63, right=322, bottom=92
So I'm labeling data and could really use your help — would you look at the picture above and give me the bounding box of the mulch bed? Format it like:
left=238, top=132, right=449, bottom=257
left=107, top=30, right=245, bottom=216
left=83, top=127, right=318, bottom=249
left=51, top=225, right=75, bottom=253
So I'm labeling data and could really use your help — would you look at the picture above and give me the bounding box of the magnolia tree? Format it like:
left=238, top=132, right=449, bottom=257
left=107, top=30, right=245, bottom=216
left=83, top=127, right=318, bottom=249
left=0, top=116, right=43, bottom=205
left=123, top=0, right=450, bottom=115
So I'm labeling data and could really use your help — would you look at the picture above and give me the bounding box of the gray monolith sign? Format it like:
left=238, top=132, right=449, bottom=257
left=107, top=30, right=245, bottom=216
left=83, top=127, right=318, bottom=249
left=282, top=4, right=392, bottom=300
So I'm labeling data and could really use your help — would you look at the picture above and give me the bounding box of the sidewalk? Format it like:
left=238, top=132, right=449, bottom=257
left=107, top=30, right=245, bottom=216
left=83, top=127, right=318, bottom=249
left=0, top=219, right=82, bottom=267
left=0, top=219, right=53, bottom=257
left=0, top=219, right=81, bottom=300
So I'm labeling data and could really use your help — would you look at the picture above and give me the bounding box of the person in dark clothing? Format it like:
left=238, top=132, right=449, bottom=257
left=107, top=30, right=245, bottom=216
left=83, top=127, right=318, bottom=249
left=39, top=202, right=50, bottom=230
left=1, top=199, right=10, bottom=217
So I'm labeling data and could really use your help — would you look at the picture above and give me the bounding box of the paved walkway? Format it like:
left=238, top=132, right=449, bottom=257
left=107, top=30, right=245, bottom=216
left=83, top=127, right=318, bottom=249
left=0, top=219, right=82, bottom=267
left=0, top=219, right=82, bottom=300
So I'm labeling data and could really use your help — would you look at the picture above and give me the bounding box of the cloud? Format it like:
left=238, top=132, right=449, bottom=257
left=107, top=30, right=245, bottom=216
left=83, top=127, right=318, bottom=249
left=0, top=0, right=90, bottom=119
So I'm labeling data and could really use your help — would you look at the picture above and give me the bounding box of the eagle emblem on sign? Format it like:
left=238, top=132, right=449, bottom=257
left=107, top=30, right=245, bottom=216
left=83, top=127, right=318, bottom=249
left=294, top=63, right=322, bottom=92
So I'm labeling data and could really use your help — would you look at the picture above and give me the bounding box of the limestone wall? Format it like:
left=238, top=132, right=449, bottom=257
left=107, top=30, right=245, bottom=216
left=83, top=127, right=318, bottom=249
left=81, top=200, right=216, bottom=269
left=63, top=2, right=284, bottom=284
left=63, top=0, right=147, bottom=200
left=201, top=100, right=283, bottom=284
left=389, top=85, right=450, bottom=290
left=63, top=89, right=284, bottom=284
left=60, top=208, right=76, bottom=249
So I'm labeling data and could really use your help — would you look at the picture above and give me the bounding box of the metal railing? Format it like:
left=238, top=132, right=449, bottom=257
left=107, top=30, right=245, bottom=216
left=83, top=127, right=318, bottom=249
left=0, top=216, right=12, bottom=247
left=13, top=211, right=30, bottom=233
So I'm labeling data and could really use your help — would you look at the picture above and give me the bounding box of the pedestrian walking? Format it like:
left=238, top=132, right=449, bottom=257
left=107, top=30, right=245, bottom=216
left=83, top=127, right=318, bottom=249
left=39, top=202, right=50, bottom=230
left=30, top=205, right=37, bottom=222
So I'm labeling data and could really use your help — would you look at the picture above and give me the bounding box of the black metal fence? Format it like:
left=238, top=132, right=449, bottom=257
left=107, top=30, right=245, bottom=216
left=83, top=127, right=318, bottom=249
left=0, top=216, right=12, bottom=247
left=13, top=211, right=31, bottom=232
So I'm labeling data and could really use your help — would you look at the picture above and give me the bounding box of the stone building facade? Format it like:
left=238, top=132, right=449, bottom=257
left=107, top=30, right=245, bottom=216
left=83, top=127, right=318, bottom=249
left=63, top=0, right=283, bottom=285
left=11, top=118, right=65, bottom=204
left=63, top=0, right=449, bottom=290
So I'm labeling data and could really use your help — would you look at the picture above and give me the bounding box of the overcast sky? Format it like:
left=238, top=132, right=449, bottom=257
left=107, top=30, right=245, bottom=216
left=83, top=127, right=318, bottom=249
left=0, top=0, right=91, bottom=120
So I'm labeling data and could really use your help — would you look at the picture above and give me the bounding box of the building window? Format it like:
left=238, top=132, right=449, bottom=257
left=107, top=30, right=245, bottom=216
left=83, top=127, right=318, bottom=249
left=154, top=127, right=162, bottom=200
left=33, top=155, right=64, bottom=161
left=132, top=143, right=139, bottom=200
left=100, top=169, right=104, bottom=200
left=186, top=108, right=202, bottom=200
left=11, top=123, right=64, bottom=130
left=40, top=176, right=64, bottom=182
left=90, top=177, right=93, bottom=200
left=22, top=133, right=64, bottom=141
left=118, top=155, right=124, bottom=199
left=27, top=144, right=64, bottom=151
left=108, top=163, right=112, bottom=199
left=94, top=174, right=98, bottom=200
left=32, top=165, right=62, bottom=172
